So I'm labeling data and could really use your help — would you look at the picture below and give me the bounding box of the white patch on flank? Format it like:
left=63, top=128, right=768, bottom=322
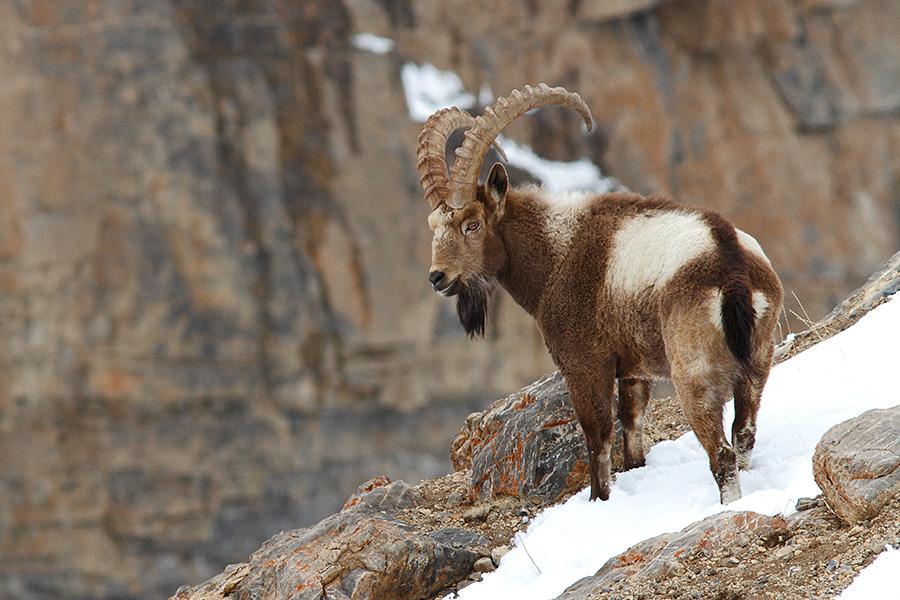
left=607, top=212, right=715, bottom=295
left=736, top=229, right=771, bottom=265
left=539, top=189, right=594, bottom=256
left=752, top=290, right=769, bottom=320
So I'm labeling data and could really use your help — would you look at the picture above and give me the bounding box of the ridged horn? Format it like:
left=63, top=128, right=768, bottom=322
left=416, top=107, right=508, bottom=210
left=447, top=83, right=593, bottom=209
left=416, top=107, right=476, bottom=209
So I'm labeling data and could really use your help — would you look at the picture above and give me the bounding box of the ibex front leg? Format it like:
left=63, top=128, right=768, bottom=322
left=564, top=362, right=616, bottom=501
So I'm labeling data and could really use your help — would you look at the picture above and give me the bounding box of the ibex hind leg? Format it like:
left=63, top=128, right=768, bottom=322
left=673, top=375, right=741, bottom=504
left=732, top=369, right=768, bottom=471
left=618, top=378, right=651, bottom=470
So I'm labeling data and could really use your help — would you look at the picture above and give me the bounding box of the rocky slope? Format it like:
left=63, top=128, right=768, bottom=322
left=173, top=251, right=900, bottom=600
left=2, top=1, right=900, bottom=599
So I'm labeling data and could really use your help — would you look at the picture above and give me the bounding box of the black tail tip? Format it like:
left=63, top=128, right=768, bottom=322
left=721, top=285, right=755, bottom=367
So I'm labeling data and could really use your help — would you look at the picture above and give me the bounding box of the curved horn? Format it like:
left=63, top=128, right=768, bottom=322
left=416, top=107, right=477, bottom=210
left=448, top=83, right=594, bottom=209
left=416, top=108, right=508, bottom=210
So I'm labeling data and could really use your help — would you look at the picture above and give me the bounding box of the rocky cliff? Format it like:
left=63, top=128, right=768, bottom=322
left=1, top=1, right=899, bottom=599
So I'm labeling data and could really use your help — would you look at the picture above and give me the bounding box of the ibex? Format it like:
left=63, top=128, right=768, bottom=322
left=417, top=84, right=783, bottom=503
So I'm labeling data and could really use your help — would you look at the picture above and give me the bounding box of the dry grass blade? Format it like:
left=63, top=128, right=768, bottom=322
left=516, top=532, right=542, bottom=575
left=788, top=291, right=824, bottom=342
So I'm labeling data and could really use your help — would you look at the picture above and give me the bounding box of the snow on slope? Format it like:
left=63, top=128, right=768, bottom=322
left=837, top=546, right=900, bottom=599
left=452, top=296, right=900, bottom=600
left=400, top=64, right=615, bottom=193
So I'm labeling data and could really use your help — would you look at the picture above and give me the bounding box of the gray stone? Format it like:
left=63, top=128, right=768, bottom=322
left=451, top=372, right=625, bottom=503
left=171, top=499, right=483, bottom=600
left=473, top=557, right=496, bottom=573
left=554, top=512, right=788, bottom=599
left=491, top=545, right=511, bottom=564
left=351, top=480, right=421, bottom=512
left=813, top=406, right=900, bottom=524
left=774, top=546, right=794, bottom=560
left=462, top=504, right=493, bottom=523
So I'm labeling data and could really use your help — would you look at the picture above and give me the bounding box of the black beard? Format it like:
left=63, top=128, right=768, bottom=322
left=456, top=276, right=495, bottom=338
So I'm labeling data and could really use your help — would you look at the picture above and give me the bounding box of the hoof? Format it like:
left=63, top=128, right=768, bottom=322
left=719, top=476, right=742, bottom=504
left=589, top=485, right=610, bottom=501
left=623, top=456, right=646, bottom=471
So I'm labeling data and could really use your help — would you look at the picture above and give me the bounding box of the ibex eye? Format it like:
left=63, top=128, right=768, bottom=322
left=464, top=221, right=480, bottom=233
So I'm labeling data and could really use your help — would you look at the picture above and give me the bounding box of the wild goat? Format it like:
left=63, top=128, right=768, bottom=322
left=416, top=84, right=783, bottom=503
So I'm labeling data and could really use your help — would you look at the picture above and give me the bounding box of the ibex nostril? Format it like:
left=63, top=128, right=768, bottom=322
left=428, top=271, right=446, bottom=287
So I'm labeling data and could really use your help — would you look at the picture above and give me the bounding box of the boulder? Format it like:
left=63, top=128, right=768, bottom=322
left=171, top=480, right=486, bottom=600
left=555, top=511, right=788, bottom=599
left=451, top=372, right=624, bottom=504
left=813, top=406, right=900, bottom=524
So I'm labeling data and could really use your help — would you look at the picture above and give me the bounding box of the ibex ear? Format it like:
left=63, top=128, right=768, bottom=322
left=484, top=162, right=508, bottom=219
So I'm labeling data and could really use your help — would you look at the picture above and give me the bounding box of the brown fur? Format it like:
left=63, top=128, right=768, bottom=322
left=427, top=164, right=784, bottom=503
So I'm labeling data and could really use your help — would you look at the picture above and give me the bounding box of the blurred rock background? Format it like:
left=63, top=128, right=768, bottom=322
left=0, top=1, right=897, bottom=598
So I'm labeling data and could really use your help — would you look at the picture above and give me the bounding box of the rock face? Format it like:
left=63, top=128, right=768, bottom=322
left=2, top=1, right=900, bottom=599
left=451, top=372, right=624, bottom=503
left=171, top=480, right=486, bottom=600
left=0, top=2, right=550, bottom=598
left=556, top=511, right=789, bottom=599
left=813, top=407, right=900, bottom=525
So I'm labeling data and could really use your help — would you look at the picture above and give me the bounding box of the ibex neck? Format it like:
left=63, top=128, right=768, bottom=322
left=496, top=189, right=561, bottom=315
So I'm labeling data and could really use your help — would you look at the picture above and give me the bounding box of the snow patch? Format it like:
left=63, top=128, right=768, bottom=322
left=837, top=546, right=900, bottom=599
left=497, top=135, right=615, bottom=193
left=400, top=63, right=475, bottom=122
left=452, top=296, right=900, bottom=600
left=478, top=83, right=495, bottom=107
left=351, top=32, right=394, bottom=54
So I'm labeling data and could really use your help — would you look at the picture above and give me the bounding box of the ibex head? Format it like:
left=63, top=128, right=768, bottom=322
left=416, top=84, right=593, bottom=337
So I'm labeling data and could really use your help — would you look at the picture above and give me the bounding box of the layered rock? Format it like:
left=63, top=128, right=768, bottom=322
left=813, top=407, right=900, bottom=525
left=451, top=371, right=624, bottom=503
left=556, top=511, right=789, bottom=598
left=171, top=480, right=487, bottom=600
left=0, top=2, right=549, bottom=598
